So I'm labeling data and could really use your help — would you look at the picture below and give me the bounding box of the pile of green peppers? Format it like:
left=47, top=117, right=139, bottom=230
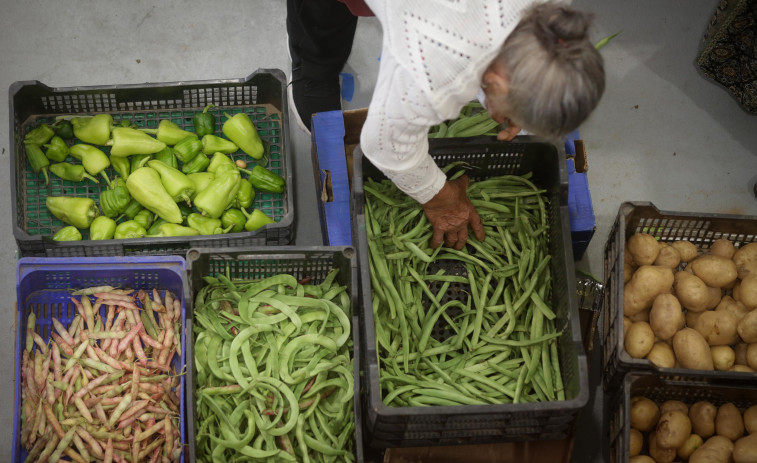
left=26, top=108, right=286, bottom=241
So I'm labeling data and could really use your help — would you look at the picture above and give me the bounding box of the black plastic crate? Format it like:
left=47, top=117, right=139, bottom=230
left=602, top=201, right=757, bottom=391
left=608, top=372, right=757, bottom=463
left=352, top=136, right=588, bottom=448
left=184, top=246, right=364, bottom=463
left=9, top=69, right=294, bottom=257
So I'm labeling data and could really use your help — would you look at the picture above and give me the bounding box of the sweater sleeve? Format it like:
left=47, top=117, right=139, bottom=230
left=359, top=46, right=450, bottom=204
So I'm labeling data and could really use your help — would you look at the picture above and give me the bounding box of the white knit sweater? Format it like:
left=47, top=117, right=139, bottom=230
left=360, top=0, right=539, bottom=204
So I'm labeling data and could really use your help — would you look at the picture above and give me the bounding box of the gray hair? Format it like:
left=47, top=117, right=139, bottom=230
left=495, top=2, right=605, bottom=140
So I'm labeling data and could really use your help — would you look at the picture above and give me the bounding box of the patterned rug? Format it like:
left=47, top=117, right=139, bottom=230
left=696, top=0, right=757, bottom=114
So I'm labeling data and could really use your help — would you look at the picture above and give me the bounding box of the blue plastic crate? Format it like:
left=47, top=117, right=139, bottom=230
left=13, top=256, right=189, bottom=463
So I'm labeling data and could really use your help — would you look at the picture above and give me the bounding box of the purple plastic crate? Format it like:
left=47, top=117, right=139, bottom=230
left=13, top=256, right=189, bottom=463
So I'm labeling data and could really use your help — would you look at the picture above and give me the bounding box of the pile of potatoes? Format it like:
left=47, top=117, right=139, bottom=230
left=622, top=235, right=757, bottom=372
left=629, top=396, right=757, bottom=462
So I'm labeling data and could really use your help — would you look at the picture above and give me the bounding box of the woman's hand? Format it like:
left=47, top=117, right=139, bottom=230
left=422, top=175, right=485, bottom=250
left=496, top=118, right=521, bottom=141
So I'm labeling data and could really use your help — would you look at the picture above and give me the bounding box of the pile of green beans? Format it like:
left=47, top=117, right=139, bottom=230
left=192, top=269, right=356, bottom=462
left=364, top=168, right=565, bottom=407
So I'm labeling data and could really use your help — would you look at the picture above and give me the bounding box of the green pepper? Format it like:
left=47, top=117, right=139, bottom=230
left=152, top=147, right=178, bottom=170
left=201, top=134, right=238, bottom=155
left=25, top=124, right=55, bottom=145
left=133, top=209, right=154, bottom=230
left=45, top=196, right=99, bottom=229
left=106, top=127, right=166, bottom=156
left=221, top=209, right=246, bottom=234
left=187, top=172, right=215, bottom=195
left=114, top=220, right=147, bottom=239
left=25, top=143, right=50, bottom=185
left=235, top=177, right=254, bottom=209
left=43, top=136, right=70, bottom=162
left=178, top=202, right=194, bottom=219
left=122, top=198, right=144, bottom=219
left=150, top=223, right=200, bottom=237
left=241, top=208, right=275, bottom=231
left=222, top=112, right=264, bottom=159
left=193, top=169, right=241, bottom=219
left=193, top=104, right=216, bottom=138
left=72, top=114, right=113, bottom=145
left=187, top=213, right=233, bottom=235
left=89, top=216, right=117, bottom=240
left=69, top=144, right=112, bottom=185
left=130, top=154, right=152, bottom=174
left=146, top=217, right=168, bottom=236
left=207, top=152, right=242, bottom=175
left=249, top=165, right=285, bottom=193
left=147, top=160, right=196, bottom=206
left=125, top=167, right=183, bottom=223
left=181, top=152, right=210, bottom=174
left=141, top=120, right=197, bottom=146
left=52, top=226, right=82, bottom=241
left=49, top=162, right=99, bottom=183
left=52, top=120, right=74, bottom=139
left=173, top=136, right=203, bottom=164
left=110, top=155, right=131, bottom=181
left=99, top=178, right=131, bottom=218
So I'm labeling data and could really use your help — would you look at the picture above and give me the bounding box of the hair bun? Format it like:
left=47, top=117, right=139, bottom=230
left=531, top=2, right=591, bottom=45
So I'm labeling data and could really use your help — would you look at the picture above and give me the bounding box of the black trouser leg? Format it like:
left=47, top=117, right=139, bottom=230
left=286, top=0, right=358, bottom=129
left=287, top=0, right=358, bottom=80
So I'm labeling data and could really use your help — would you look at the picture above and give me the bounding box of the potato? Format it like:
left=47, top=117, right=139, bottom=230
left=737, top=309, right=757, bottom=343
left=656, top=242, right=682, bottom=268
left=624, top=261, right=634, bottom=284
left=629, top=427, right=644, bottom=456
left=716, top=402, right=745, bottom=441
left=625, top=265, right=676, bottom=316
left=650, top=430, right=678, bottom=463
left=738, top=275, right=757, bottom=308
left=650, top=293, right=685, bottom=341
left=710, top=238, right=736, bottom=259
left=687, top=309, right=705, bottom=328
left=672, top=240, right=699, bottom=263
left=629, top=233, right=661, bottom=265
left=647, top=341, right=677, bottom=368
left=706, top=286, right=723, bottom=310
left=730, top=364, right=755, bottom=372
left=743, top=405, right=757, bottom=434
left=689, top=435, right=735, bottom=463
left=661, top=400, right=689, bottom=416
left=625, top=321, right=656, bottom=359
left=678, top=433, right=704, bottom=461
left=623, top=316, right=633, bottom=337
left=625, top=247, right=636, bottom=268
left=675, top=271, right=712, bottom=312
left=716, top=295, right=751, bottom=322
left=629, top=456, right=656, bottom=463
left=693, top=310, right=740, bottom=346
left=691, top=255, right=739, bottom=288
left=746, top=343, right=757, bottom=370
left=735, top=342, right=749, bottom=365
left=733, top=432, right=757, bottom=463
left=629, top=308, right=650, bottom=323
left=733, top=242, right=757, bottom=280
left=690, top=401, right=717, bottom=438
left=631, top=396, right=661, bottom=432
left=673, top=328, right=715, bottom=370
left=657, top=410, right=693, bottom=449
left=711, top=345, right=736, bottom=371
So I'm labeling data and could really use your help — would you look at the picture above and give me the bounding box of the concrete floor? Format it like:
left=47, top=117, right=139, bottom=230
left=1, top=0, right=756, bottom=461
